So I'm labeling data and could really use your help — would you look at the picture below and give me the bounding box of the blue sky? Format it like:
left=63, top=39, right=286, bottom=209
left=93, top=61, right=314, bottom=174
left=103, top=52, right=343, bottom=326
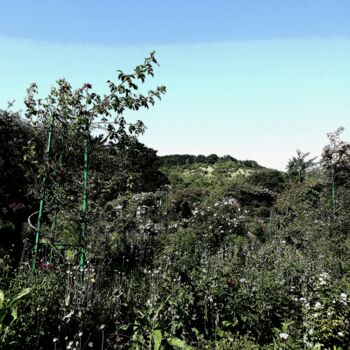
left=1, top=0, right=350, bottom=169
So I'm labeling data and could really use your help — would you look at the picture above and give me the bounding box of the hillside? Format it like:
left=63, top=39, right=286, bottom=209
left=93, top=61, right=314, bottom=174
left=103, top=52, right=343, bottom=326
left=160, top=155, right=261, bottom=190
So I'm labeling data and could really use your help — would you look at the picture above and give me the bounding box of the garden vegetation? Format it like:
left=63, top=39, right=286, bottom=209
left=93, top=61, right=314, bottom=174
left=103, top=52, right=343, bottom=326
left=0, top=54, right=350, bottom=349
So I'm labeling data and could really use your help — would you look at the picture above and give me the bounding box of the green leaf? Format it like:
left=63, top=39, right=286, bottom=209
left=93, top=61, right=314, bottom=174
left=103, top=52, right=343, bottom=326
left=167, top=337, right=194, bottom=350
left=9, top=288, right=31, bottom=308
left=10, top=307, right=18, bottom=322
left=0, top=290, right=4, bottom=309
left=151, top=329, right=162, bottom=350
left=222, top=319, right=238, bottom=328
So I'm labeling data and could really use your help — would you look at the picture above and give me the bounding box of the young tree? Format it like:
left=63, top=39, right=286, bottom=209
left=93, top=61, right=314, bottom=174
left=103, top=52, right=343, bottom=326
left=25, top=52, right=166, bottom=269
left=286, top=149, right=316, bottom=183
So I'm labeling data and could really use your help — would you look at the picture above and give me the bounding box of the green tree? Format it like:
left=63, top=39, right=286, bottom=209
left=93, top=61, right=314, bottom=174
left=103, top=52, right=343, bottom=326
left=205, top=154, right=218, bottom=164
left=286, top=149, right=316, bottom=183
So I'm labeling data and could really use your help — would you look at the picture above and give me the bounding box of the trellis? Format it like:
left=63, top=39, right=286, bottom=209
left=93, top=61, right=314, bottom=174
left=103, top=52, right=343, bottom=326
left=30, top=113, right=90, bottom=274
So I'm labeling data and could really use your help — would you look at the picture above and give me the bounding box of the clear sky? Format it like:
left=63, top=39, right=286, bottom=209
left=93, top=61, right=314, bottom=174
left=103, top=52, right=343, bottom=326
left=1, top=0, right=350, bottom=169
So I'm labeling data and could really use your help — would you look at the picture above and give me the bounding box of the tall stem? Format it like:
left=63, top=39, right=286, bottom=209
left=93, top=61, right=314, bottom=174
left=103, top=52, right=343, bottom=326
left=101, top=330, right=105, bottom=350
left=332, top=166, right=336, bottom=215
left=49, top=124, right=66, bottom=263
left=79, top=121, right=89, bottom=279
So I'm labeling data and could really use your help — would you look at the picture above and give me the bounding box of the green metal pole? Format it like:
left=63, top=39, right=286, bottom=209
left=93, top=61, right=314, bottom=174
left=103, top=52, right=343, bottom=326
left=32, top=118, right=54, bottom=270
left=79, top=122, right=89, bottom=277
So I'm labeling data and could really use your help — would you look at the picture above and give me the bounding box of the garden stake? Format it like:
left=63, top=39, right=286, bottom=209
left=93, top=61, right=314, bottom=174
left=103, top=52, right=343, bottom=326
left=32, top=116, right=54, bottom=270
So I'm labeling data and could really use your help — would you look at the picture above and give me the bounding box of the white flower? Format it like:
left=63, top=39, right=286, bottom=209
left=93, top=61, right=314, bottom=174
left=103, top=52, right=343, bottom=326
left=338, top=331, right=344, bottom=337
left=340, top=293, right=347, bottom=302
left=319, top=278, right=327, bottom=286
left=320, top=272, right=330, bottom=279
left=53, top=338, right=58, bottom=343
left=279, top=332, right=289, bottom=340
left=314, top=302, right=322, bottom=310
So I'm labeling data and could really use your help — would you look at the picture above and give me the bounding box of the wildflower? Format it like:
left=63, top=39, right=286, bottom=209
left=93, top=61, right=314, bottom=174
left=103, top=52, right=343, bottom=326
left=79, top=331, right=83, bottom=337
left=338, top=332, right=344, bottom=337
left=84, top=83, right=92, bottom=89
left=279, top=332, right=289, bottom=341
left=340, top=293, right=347, bottom=305
left=100, top=324, right=106, bottom=330
left=53, top=338, right=58, bottom=343
left=319, top=272, right=330, bottom=285
left=314, top=302, right=322, bottom=310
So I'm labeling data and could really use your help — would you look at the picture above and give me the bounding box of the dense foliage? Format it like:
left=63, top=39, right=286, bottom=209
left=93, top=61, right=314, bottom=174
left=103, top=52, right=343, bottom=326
left=1, top=57, right=350, bottom=349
